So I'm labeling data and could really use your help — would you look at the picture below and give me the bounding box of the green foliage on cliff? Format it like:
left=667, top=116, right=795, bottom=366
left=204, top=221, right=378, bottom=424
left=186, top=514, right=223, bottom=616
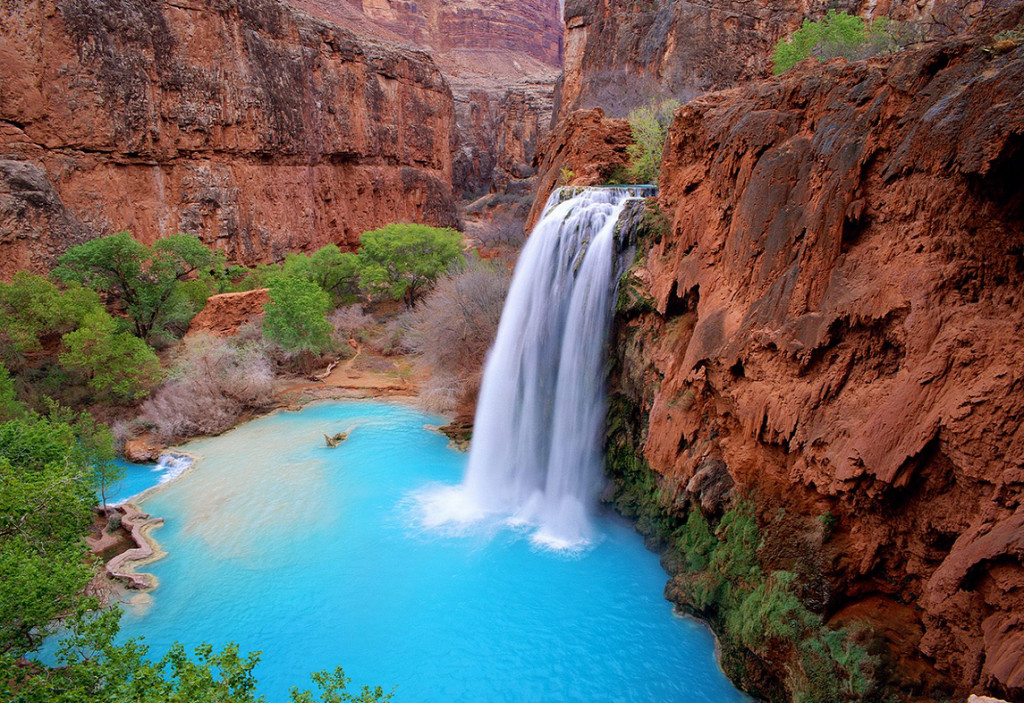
left=625, top=100, right=679, bottom=185
left=54, top=232, right=225, bottom=342
left=603, top=393, right=879, bottom=702
left=357, top=224, right=464, bottom=308
left=772, top=10, right=911, bottom=74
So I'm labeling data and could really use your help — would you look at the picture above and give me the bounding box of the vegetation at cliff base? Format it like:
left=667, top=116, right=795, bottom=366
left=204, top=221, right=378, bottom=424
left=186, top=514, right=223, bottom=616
left=624, top=100, right=679, bottom=185
left=772, top=10, right=915, bottom=74
left=604, top=394, right=879, bottom=703
left=357, top=224, right=465, bottom=308
left=53, top=232, right=225, bottom=344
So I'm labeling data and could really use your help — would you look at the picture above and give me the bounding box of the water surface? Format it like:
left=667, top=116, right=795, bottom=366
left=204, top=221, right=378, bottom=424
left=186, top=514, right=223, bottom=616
left=121, top=401, right=746, bottom=703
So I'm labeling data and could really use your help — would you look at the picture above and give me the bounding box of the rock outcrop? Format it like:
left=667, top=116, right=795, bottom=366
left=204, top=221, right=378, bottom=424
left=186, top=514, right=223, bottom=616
left=608, top=14, right=1023, bottom=701
left=185, top=288, right=270, bottom=338
left=524, top=108, right=632, bottom=230
left=0, top=0, right=458, bottom=278
left=557, top=0, right=1005, bottom=118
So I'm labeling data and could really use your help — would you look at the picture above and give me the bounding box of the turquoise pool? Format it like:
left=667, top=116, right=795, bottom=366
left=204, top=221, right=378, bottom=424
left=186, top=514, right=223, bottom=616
left=118, top=400, right=747, bottom=703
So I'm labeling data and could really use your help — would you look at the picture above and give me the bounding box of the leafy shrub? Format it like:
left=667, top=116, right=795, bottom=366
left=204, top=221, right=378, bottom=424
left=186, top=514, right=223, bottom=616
left=358, top=224, right=465, bottom=308
left=59, top=311, right=163, bottom=401
left=407, top=259, right=511, bottom=413
left=772, top=10, right=911, bottom=74
left=625, top=100, right=679, bottom=185
left=139, top=334, right=274, bottom=443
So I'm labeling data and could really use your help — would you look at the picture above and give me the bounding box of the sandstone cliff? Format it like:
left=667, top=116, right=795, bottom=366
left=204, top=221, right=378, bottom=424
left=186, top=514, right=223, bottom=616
left=603, top=14, right=1023, bottom=701
left=557, top=0, right=1007, bottom=118
left=0, top=0, right=458, bottom=279
left=291, top=0, right=563, bottom=198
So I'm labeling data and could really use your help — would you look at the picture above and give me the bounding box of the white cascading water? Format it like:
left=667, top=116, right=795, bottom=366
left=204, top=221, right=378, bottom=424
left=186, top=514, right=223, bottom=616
left=421, top=186, right=653, bottom=549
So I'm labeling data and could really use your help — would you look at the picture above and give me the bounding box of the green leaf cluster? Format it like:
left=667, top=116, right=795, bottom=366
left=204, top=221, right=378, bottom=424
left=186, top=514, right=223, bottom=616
left=280, top=245, right=361, bottom=306
left=0, top=407, right=117, bottom=656
left=59, top=311, right=163, bottom=402
left=624, top=100, right=679, bottom=186
left=772, top=10, right=907, bottom=74
left=263, top=276, right=333, bottom=359
left=0, top=273, right=102, bottom=361
left=54, top=232, right=225, bottom=342
left=357, top=224, right=464, bottom=308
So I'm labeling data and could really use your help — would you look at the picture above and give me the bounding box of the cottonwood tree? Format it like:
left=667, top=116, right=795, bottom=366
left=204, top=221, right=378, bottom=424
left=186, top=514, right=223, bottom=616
left=358, top=224, right=464, bottom=308
left=54, top=232, right=225, bottom=342
left=262, top=275, right=333, bottom=373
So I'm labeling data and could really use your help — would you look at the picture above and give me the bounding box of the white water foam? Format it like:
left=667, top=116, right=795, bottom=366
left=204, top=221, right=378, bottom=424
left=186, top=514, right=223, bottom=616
left=420, top=186, right=653, bottom=551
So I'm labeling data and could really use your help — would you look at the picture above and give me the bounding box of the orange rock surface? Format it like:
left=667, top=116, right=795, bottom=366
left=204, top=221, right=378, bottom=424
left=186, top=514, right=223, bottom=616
left=601, top=13, right=1024, bottom=700
left=185, top=288, right=270, bottom=338
left=0, top=0, right=458, bottom=279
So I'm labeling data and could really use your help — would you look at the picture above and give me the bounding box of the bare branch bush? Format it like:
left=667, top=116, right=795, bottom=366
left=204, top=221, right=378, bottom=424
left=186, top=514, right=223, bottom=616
left=407, top=259, right=511, bottom=414
left=138, top=333, right=275, bottom=442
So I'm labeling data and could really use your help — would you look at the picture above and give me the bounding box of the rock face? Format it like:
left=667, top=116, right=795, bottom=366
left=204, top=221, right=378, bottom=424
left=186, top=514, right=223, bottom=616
left=185, top=288, right=270, bottom=338
left=557, top=0, right=1003, bottom=118
left=609, top=16, right=1024, bottom=701
left=0, top=0, right=458, bottom=278
left=291, top=0, right=563, bottom=198
left=523, top=107, right=632, bottom=230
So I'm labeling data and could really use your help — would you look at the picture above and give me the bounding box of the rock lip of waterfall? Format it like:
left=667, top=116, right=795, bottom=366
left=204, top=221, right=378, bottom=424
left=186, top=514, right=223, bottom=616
left=423, top=185, right=655, bottom=550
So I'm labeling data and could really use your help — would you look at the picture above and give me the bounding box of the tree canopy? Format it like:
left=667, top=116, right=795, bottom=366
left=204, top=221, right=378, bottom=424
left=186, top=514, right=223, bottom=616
left=772, top=10, right=906, bottom=74
left=357, top=224, right=464, bottom=308
left=625, top=100, right=679, bottom=185
left=281, top=245, right=361, bottom=306
left=263, top=275, right=333, bottom=364
left=54, top=233, right=225, bottom=341
left=59, top=311, right=163, bottom=401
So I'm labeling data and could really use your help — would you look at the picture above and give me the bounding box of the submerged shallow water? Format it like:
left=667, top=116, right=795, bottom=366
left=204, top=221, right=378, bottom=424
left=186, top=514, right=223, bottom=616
left=118, top=401, right=747, bottom=703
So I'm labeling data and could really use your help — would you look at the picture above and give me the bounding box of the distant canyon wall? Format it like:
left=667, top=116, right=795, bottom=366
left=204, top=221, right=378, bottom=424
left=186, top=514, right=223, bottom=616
left=292, top=0, right=564, bottom=199
left=557, top=0, right=1011, bottom=118
left=0, top=0, right=458, bottom=278
left=606, top=13, right=1024, bottom=701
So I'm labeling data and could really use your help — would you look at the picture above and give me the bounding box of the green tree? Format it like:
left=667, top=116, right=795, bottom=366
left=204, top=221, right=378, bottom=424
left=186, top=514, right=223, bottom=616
left=0, top=272, right=103, bottom=362
left=625, top=100, right=679, bottom=185
left=282, top=245, right=361, bottom=306
left=59, top=311, right=163, bottom=401
left=263, top=275, right=333, bottom=372
left=0, top=365, right=23, bottom=422
left=772, top=10, right=903, bottom=74
left=357, top=224, right=464, bottom=308
left=54, top=232, right=225, bottom=341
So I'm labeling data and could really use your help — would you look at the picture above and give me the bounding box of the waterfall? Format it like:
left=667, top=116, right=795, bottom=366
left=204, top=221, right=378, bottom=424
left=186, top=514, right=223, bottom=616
left=423, top=186, right=653, bottom=549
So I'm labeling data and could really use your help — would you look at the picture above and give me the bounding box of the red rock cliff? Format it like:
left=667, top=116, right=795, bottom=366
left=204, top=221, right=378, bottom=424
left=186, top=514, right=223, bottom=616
left=610, top=15, right=1023, bottom=701
left=0, top=0, right=458, bottom=278
left=558, top=0, right=1001, bottom=118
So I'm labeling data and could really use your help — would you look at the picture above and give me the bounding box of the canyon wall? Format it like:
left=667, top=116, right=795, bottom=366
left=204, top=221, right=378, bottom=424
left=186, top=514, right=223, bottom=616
left=292, top=0, right=563, bottom=198
left=557, top=0, right=1009, bottom=119
left=0, top=0, right=458, bottom=279
left=605, top=14, right=1023, bottom=702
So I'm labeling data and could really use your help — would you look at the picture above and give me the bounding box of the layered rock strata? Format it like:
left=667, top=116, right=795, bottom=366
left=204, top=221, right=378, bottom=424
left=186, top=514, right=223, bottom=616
left=0, top=0, right=458, bottom=278
left=290, top=0, right=563, bottom=198
left=557, top=0, right=1009, bottom=118
left=605, top=19, right=1024, bottom=701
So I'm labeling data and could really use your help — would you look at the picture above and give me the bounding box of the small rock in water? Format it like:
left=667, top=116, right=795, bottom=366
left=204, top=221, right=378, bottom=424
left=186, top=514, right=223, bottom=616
left=324, top=430, right=350, bottom=448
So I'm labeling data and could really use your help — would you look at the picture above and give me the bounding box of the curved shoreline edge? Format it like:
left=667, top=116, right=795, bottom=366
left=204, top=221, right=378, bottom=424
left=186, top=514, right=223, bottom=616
left=103, top=503, right=167, bottom=591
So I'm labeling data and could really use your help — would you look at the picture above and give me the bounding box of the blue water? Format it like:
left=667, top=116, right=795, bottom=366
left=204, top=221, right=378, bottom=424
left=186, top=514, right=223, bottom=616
left=104, top=457, right=191, bottom=504
left=117, top=401, right=747, bottom=703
